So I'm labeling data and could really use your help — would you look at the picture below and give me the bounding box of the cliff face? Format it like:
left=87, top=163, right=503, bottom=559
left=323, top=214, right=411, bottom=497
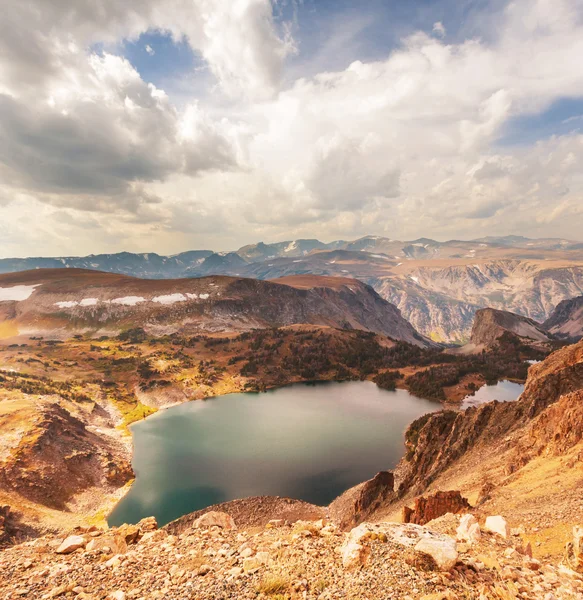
left=375, top=261, right=583, bottom=343
left=470, top=308, right=552, bottom=347
left=543, top=295, right=583, bottom=341
left=0, top=269, right=432, bottom=347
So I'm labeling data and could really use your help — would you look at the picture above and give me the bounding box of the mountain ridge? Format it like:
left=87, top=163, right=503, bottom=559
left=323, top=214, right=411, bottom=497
left=0, top=268, right=433, bottom=347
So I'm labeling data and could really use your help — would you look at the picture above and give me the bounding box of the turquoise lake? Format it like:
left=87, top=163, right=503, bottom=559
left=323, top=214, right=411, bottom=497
left=109, top=381, right=439, bottom=527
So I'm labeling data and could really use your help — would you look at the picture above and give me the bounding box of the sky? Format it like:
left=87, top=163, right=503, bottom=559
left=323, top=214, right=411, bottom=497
left=1, top=0, right=583, bottom=257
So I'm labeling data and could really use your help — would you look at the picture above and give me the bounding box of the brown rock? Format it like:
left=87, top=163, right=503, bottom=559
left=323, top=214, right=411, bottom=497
left=329, top=471, right=396, bottom=531
left=402, top=491, right=471, bottom=526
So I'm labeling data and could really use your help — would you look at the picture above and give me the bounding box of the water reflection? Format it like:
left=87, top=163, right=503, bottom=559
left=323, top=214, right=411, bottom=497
left=461, top=380, right=525, bottom=410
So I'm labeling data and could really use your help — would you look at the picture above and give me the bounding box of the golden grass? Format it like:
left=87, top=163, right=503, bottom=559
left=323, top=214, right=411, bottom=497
left=255, top=574, right=290, bottom=595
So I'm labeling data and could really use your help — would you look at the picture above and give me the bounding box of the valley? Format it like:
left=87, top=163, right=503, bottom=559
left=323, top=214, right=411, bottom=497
left=0, top=254, right=582, bottom=599
left=0, top=266, right=557, bottom=541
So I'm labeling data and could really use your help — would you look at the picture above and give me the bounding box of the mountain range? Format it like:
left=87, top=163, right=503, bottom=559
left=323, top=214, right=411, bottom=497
left=2, top=235, right=583, bottom=343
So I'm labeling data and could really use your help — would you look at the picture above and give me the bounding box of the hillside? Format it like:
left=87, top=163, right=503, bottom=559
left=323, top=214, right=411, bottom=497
left=544, top=295, right=583, bottom=341
left=0, top=269, right=431, bottom=347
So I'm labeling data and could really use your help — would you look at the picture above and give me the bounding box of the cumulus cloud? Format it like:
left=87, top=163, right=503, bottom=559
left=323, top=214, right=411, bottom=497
left=1, top=0, right=583, bottom=257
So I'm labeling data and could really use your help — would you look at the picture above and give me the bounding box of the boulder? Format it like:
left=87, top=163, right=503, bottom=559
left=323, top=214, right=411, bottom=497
left=193, top=511, right=236, bottom=530
left=456, top=514, right=481, bottom=544
left=242, top=557, right=263, bottom=572
left=573, top=526, right=583, bottom=570
left=137, top=516, right=157, bottom=532
left=414, top=537, right=458, bottom=571
left=116, top=524, right=141, bottom=545
left=403, top=491, right=471, bottom=526
left=86, top=534, right=127, bottom=555
left=56, top=535, right=86, bottom=554
left=341, top=538, right=371, bottom=569
left=484, top=515, right=509, bottom=538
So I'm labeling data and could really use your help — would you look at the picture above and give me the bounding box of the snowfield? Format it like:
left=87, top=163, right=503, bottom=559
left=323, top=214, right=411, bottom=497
left=0, top=285, right=40, bottom=301
left=49, top=291, right=213, bottom=310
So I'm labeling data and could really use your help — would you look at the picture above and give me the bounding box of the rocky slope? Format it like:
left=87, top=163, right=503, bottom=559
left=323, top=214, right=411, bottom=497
left=397, top=339, right=583, bottom=493
left=1, top=507, right=582, bottom=599
left=0, top=269, right=432, bottom=347
left=544, top=296, right=583, bottom=341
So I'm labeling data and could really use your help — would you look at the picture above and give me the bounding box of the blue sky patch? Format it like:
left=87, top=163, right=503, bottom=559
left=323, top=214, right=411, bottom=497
left=496, top=97, right=583, bottom=147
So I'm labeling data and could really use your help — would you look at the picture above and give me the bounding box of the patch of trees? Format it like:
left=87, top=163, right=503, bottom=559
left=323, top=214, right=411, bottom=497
left=117, top=327, right=147, bottom=343
left=372, top=370, right=404, bottom=391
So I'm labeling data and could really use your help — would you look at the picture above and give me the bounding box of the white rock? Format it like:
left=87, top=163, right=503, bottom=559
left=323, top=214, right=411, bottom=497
left=484, top=516, right=509, bottom=539
left=457, top=514, right=481, bottom=544
left=341, top=538, right=370, bottom=569
left=56, top=535, right=86, bottom=554
left=106, top=592, right=125, bottom=600
left=193, top=511, right=236, bottom=531
left=414, top=537, right=458, bottom=571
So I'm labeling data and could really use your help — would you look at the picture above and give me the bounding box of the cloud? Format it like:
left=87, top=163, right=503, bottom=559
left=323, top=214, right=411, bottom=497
left=145, top=44, right=155, bottom=56
left=1, top=0, right=583, bottom=257
left=0, top=0, right=294, bottom=101
left=432, top=22, right=446, bottom=38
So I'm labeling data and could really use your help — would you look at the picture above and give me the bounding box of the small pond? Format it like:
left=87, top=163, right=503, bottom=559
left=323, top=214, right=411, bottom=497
left=461, top=380, right=525, bottom=410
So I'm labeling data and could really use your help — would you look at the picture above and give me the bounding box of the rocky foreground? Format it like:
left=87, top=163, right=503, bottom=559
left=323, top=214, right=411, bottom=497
left=1, top=510, right=582, bottom=600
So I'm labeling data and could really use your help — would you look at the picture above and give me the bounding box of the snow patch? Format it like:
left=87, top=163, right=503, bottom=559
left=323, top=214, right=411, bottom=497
left=111, top=296, right=146, bottom=306
left=284, top=241, right=298, bottom=253
left=186, top=293, right=199, bottom=300
left=293, top=260, right=302, bottom=263
left=55, top=301, right=78, bottom=308
left=199, top=293, right=210, bottom=300
left=80, top=298, right=99, bottom=306
left=0, top=284, right=40, bottom=302
left=409, top=276, right=420, bottom=283
left=152, top=293, right=187, bottom=305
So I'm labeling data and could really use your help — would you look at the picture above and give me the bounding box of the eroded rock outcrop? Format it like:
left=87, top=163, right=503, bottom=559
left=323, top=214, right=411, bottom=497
left=402, top=491, right=470, bottom=525
left=329, top=471, right=396, bottom=531
left=544, top=295, right=583, bottom=341
left=470, top=308, right=553, bottom=349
